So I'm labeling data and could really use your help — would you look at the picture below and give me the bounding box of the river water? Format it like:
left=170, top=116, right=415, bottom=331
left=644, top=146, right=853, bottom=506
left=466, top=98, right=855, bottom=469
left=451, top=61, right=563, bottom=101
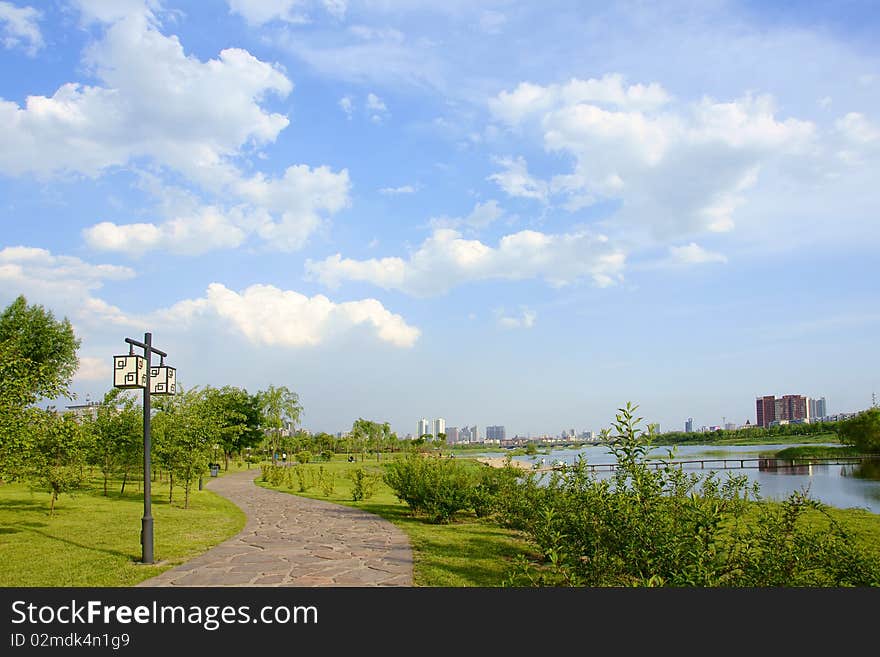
left=496, top=443, right=880, bottom=515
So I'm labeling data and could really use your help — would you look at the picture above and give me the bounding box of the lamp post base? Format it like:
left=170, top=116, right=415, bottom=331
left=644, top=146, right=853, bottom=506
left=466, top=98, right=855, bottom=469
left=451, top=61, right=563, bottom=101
left=141, top=516, right=154, bottom=564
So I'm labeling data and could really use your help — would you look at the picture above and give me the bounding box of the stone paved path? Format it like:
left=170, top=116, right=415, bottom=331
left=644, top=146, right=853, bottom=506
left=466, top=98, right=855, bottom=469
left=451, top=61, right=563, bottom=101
left=136, top=468, right=413, bottom=587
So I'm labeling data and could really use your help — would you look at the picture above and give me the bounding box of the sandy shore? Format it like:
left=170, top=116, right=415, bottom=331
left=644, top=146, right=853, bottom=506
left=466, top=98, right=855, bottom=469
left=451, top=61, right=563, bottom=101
left=476, top=456, right=533, bottom=471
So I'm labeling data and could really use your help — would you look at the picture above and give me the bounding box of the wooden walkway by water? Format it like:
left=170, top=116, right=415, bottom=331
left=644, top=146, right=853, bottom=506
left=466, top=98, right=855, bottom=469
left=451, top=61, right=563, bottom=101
left=526, top=456, right=869, bottom=474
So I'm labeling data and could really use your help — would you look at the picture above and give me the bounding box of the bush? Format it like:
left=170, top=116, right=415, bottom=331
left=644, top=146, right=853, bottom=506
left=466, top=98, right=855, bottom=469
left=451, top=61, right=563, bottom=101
left=261, top=464, right=286, bottom=487
left=349, top=467, right=380, bottom=501
left=295, top=450, right=312, bottom=464
left=383, top=454, right=476, bottom=523
left=317, top=466, right=335, bottom=495
left=501, top=402, right=880, bottom=587
left=838, top=408, right=880, bottom=453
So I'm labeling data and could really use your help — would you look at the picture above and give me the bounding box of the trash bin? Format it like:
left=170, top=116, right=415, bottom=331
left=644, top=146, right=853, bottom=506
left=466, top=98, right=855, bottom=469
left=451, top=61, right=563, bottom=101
left=210, top=463, right=220, bottom=477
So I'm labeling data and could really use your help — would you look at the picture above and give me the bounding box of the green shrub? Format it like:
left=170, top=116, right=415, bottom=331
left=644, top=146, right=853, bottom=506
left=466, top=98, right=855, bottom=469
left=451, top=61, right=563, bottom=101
left=383, top=455, right=476, bottom=523
left=260, top=464, right=287, bottom=487
left=292, top=465, right=317, bottom=492
left=501, top=402, right=880, bottom=587
left=349, top=467, right=379, bottom=501
left=317, top=466, right=335, bottom=495
left=296, top=450, right=312, bottom=464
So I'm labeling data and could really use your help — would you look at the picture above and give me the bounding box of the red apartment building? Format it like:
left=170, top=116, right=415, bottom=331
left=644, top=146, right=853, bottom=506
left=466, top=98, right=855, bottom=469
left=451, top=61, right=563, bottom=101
left=755, top=394, right=810, bottom=427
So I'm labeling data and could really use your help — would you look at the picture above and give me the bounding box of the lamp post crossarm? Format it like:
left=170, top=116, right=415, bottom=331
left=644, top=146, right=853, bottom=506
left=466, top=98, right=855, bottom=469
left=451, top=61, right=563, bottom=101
left=124, top=337, right=167, bottom=358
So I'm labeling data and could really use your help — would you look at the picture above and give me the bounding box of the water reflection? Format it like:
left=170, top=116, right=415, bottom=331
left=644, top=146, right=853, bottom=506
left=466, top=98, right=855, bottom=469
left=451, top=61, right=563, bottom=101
left=481, top=444, right=880, bottom=514
left=842, top=458, right=880, bottom=480
left=758, top=458, right=812, bottom=475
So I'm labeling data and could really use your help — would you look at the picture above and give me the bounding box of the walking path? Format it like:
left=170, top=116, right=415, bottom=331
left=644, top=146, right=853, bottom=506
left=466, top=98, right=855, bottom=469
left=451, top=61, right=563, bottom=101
left=136, top=468, right=413, bottom=587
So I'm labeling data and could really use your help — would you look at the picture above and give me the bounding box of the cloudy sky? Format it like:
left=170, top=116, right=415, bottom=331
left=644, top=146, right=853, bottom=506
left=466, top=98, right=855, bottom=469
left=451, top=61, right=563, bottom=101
left=1, top=0, right=878, bottom=437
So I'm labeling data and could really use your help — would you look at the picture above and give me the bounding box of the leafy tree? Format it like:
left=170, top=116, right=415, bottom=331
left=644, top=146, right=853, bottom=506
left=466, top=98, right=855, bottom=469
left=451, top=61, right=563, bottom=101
left=26, top=410, right=92, bottom=514
left=0, top=295, right=80, bottom=401
left=838, top=408, right=880, bottom=453
left=350, top=418, right=388, bottom=461
left=153, top=387, right=221, bottom=508
left=0, top=342, right=44, bottom=480
left=84, top=388, right=142, bottom=496
left=257, top=385, right=302, bottom=464
left=204, top=386, right=263, bottom=470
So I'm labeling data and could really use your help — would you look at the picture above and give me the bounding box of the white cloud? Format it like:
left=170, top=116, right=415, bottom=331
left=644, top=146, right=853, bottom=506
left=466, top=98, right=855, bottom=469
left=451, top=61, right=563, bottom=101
left=83, top=206, right=251, bottom=256
left=489, top=80, right=816, bottom=239
left=497, top=307, right=536, bottom=330
left=0, top=1, right=42, bottom=55
left=366, top=92, right=386, bottom=112
left=488, top=74, right=671, bottom=126
left=667, top=243, right=727, bottom=265
left=226, top=0, right=308, bottom=25
left=228, top=0, right=347, bottom=25
left=379, top=184, right=416, bottom=195
left=74, top=356, right=110, bottom=382
left=339, top=95, right=353, bottom=119
left=158, top=283, right=419, bottom=348
left=0, top=6, right=350, bottom=254
left=0, top=11, right=293, bottom=178
left=0, top=246, right=138, bottom=328
left=366, top=91, right=388, bottom=123
left=305, top=227, right=625, bottom=297
left=835, top=112, right=880, bottom=145
left=0, top=246, right=419, bottom=351
left=832, top=112, right=880, bottom=166
left=487, top=156, right=549, bottom=202
left=429, top=199, right=504, bottom=231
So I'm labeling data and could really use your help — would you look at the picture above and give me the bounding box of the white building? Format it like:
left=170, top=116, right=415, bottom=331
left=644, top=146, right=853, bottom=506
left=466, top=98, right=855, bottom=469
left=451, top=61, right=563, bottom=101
left=418, top=418, right=430, bottom=438
left=433, top=417, right=446, bottom=439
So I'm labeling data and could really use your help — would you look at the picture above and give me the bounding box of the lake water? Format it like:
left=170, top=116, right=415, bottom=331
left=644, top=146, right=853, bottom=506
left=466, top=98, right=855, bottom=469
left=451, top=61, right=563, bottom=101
left=492, top=443, right=880, bottom=515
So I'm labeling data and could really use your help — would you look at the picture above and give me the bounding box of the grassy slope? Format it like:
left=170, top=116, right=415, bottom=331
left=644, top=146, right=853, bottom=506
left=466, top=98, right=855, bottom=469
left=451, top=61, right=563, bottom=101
left=0, top=474, right=245, bottom=586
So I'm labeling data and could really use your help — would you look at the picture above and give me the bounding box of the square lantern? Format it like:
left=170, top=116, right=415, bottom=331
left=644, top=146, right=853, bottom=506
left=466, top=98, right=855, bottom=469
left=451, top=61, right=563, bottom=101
left=113, top=354, right=146, bottom=389
left=150, top=366, right=176, bottom=395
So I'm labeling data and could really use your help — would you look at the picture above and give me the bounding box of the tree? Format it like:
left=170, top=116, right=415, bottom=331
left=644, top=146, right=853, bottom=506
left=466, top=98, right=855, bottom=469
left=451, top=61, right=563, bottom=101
left=0, top=295, right=80, bottom=402
left=153, top=386, right=220, bottom=508
left=204, top=386, right=263, bottom=470
left=838, top=408, right=880, bottom=453
left=0, top=342, right=44, bottom=480
left=350, top=418, right=386, bottom=461
left=84, top=388, right=142, bottom=496
left=257, top=385, right=303, bottom=464
left=26, top=410, right=91, bottom=514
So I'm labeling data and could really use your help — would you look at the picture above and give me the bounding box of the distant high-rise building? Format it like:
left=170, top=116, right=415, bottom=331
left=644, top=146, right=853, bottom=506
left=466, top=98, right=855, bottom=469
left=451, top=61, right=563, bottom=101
left=781, top=395, right=809, bottom=422
left=757, top=394, right=810, bottom=427
left=433, top=417, right=446, bottom=439
left=418, top=418, right=430, bottom=438
left=470, top=425, right=479, bottom=442
left=446, top=427, right=459, bottom=443
left=809, top=397, right=827, bottom=420
left=756, top=395, right=776, bottom=428
left=486, top=425, right=506, bottom=441
left=685, top=417, right=694, bottom=433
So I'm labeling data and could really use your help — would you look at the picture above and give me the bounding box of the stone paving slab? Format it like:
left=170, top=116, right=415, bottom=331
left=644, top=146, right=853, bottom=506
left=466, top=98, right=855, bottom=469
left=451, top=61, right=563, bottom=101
left=136, top=468, right=413, bottom=587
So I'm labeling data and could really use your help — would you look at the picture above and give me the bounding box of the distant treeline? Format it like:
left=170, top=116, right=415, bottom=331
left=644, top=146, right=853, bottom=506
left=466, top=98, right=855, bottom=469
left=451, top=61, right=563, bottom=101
left=654, top=420, right=841, bottom=444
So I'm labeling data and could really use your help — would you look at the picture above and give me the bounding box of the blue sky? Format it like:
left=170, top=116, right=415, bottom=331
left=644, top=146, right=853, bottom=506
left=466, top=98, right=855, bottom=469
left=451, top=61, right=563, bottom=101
left=1, top=0, right=878, bottom=438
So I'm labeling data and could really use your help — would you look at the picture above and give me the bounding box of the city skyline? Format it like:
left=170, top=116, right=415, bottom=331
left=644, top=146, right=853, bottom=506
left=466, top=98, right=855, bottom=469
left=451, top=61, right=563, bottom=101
left=1, top=1, right=878, bottom=438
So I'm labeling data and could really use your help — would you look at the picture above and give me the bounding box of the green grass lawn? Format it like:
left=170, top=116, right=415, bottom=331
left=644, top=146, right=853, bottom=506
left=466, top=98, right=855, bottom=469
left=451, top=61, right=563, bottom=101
left=0, top=474, right=245, bottom=586
left=256, top=455, right=536, bottom=586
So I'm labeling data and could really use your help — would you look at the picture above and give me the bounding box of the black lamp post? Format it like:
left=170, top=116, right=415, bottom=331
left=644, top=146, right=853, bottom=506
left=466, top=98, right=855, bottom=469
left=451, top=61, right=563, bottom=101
left=113, top=332, right=176, bottom=564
